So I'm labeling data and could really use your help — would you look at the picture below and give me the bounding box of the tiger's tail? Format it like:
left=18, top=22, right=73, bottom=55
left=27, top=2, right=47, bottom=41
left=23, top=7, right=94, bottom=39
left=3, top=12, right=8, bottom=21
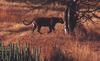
left=23, top=20, right=33, bottom=25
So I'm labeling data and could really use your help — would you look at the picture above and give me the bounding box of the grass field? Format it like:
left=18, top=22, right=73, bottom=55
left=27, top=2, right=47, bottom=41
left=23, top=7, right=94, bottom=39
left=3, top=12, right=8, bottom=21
left=0, top=1, right=100, bottom=61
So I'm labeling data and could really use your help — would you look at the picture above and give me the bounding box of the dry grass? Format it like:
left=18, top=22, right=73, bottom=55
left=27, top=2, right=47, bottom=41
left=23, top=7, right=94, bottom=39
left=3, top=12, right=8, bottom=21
left=0, top=1, right=100, bottom=61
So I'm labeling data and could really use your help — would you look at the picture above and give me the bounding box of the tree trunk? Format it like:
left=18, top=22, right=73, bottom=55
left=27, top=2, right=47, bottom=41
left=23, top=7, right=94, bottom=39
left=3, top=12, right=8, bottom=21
left=64, top=0, right=78, bottom=33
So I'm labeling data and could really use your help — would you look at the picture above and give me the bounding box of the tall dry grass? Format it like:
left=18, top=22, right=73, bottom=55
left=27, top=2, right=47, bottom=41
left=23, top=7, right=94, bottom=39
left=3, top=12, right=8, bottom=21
left=0, top=1, right=100, bottom=61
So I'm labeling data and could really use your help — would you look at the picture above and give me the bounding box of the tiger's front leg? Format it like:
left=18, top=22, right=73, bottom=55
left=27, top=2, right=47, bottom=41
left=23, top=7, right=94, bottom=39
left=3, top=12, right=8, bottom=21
left=52, top=26, right=55, bottom=32
left=48, top=26, right=53, bottom=33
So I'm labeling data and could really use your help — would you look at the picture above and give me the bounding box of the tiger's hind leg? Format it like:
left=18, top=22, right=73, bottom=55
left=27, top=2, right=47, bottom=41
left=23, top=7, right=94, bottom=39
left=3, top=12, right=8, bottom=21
left=32, top=23, right=37, bottom=32
left=37, top=26, right=42, bottom=34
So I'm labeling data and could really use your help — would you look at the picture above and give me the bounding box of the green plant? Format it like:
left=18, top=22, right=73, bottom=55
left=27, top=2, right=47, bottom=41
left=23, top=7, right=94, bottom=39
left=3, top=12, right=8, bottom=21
left=0, top=42, right=41, bottom=61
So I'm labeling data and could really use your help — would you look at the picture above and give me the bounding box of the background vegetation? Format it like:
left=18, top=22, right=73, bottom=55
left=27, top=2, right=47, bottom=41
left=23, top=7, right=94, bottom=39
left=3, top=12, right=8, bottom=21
left=0, top=0, right=100, bottom=61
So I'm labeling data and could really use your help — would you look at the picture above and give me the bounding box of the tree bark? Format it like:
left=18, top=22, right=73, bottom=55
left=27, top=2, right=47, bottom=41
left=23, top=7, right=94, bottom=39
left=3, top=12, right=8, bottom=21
left=64, top=0, right=78, bottom=33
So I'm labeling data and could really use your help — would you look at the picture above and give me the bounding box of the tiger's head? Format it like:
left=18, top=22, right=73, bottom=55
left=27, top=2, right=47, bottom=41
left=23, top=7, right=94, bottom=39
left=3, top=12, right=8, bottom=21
left=58, top=17, right=64, bottom=24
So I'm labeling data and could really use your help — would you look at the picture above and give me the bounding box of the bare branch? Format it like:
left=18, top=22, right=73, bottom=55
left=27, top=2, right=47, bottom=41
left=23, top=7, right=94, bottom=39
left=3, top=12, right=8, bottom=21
left=92, top=13, right=100, bottom=19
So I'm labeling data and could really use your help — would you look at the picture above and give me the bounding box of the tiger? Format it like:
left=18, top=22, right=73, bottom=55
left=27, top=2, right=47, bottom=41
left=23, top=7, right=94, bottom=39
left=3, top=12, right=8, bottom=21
left=23, top=17, right=64, bottom=34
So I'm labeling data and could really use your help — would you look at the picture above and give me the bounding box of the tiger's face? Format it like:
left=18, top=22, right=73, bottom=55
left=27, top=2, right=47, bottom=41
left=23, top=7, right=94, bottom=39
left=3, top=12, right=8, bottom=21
left=58, top=17, right=64, bottom=24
